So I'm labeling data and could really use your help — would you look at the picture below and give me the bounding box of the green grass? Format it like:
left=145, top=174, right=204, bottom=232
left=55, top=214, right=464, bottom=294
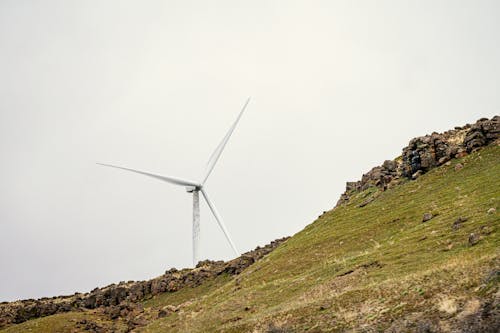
left=3, top=145, right=499, bottom=333
left=0, top=310, right=128, bottom=333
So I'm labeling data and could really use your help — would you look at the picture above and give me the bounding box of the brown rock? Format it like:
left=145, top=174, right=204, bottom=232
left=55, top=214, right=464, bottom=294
left=422, top=213, right=434, bottom=223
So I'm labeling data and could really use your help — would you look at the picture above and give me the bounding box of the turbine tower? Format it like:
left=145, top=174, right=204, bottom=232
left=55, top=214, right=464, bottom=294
left=98, top=98, right=250, bottom=266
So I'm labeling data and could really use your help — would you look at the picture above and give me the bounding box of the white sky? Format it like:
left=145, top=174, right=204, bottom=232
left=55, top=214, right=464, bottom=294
left=1, top=0, right=499, bottom=301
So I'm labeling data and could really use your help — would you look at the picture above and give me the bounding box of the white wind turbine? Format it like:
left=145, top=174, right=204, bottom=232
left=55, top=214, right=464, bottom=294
left=98, top=98, right=250, bottom=266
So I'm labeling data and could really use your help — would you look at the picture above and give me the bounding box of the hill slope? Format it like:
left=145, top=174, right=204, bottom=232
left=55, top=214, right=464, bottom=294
left=1, top=119, right=499, bottom=333
left=137, top=144, right=499, bottom=333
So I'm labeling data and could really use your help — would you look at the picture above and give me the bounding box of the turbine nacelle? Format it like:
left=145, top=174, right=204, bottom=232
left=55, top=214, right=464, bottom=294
left=185, top=185, right=201, bottom=193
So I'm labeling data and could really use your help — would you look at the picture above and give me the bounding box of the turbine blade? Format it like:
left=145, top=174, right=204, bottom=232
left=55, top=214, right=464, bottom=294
left=202, top=97, right=250, bottom=185
left=200, top=188, right=239, bottom=256
left=97, top=163, right=200, bottom=187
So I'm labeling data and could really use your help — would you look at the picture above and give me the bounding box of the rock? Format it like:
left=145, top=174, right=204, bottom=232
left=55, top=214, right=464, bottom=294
left=468, top=233, right=480, bottom=246
left=158, top=304, right=177, bottom=318
left=104, top=305, right=121, bottom=319
left=464, top=130, right=486, bottom=152
left=412, top=170, right=423, bottom=180
left=455, top=148, right=468, bottom=158
left=345, top=181, right=358, bottom=191
left=422, top=213, right=434, bottom=223
left=83, top=295, right=97, bottom=309
left=438, top=156, right=450, bottom=165
left=223, top=255, right=256, bottom=275
left=487, top=207, right=496, bottom=214
left=416, top=321, right=435, bottom=333
left=480, top=225, right=494, bottom=235
left=452, top=217, right=468, bottom=230
left=382, top=160, right=397, bottom=172
left=464, top=116, right=500, bottom=152
left=82, top=320, right=104, bottom=333
left=157, top=309, right=169, bottom=318
left=454, top=163, right=464, bottom=171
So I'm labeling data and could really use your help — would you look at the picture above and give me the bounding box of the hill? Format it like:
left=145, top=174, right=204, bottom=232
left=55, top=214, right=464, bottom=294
left=1, top=116, right=499, bottom=333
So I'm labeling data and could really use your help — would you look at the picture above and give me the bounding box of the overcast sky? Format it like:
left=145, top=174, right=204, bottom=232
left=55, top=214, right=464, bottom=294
left=1, top=0, right=499, bottom=302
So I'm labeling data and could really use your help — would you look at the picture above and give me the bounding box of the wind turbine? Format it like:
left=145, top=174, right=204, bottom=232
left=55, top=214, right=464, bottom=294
left=98, top=98, right=250, bottom=266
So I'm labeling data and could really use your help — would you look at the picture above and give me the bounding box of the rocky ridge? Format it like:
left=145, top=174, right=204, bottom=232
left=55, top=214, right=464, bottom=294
left=0, top=237, right=289, bottom=330
left=336, top=116, right=499, bottom=207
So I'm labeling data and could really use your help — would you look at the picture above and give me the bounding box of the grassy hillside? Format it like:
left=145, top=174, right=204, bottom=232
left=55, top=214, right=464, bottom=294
left=2, top=145, right=499, bottom=332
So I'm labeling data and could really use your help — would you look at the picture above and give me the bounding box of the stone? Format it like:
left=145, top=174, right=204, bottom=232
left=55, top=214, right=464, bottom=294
left=438, top=156, right=450, bottom=165
left=382, top=159, right=397, bottom=172
left=422, top=213, right=434, bottom=223
left=480, top=225, right=494, bottom=235
left=464, top=130, right=486, bottom=152
left=452, top=217, right=468, bottom=230
left=105, top=306, right=121, bottom=319
left=487, top=207, right=496, bottom=214
left=454, top=163, right=463, bottom=171
left=455, top=149, right=468, bottom=158
left=412, top=170, right=423, bottom=180
left=157, top=309, right=169, bottom=318
left=468, top=233, right=480, bottom=246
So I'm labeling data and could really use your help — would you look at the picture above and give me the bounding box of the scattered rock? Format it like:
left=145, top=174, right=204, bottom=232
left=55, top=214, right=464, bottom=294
left=455, top=163, right=464, bottom=171
left=487, top=207, right=496, bottom=214
left=468, top=233, right=480, bottom=246
left=422, top=213, right=434, bottom=223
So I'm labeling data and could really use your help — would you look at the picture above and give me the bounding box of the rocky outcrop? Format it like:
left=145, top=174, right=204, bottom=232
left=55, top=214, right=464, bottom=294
left=0, top=237, right=288, bottom=329
left=336, top=116, right=499, bottom=207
